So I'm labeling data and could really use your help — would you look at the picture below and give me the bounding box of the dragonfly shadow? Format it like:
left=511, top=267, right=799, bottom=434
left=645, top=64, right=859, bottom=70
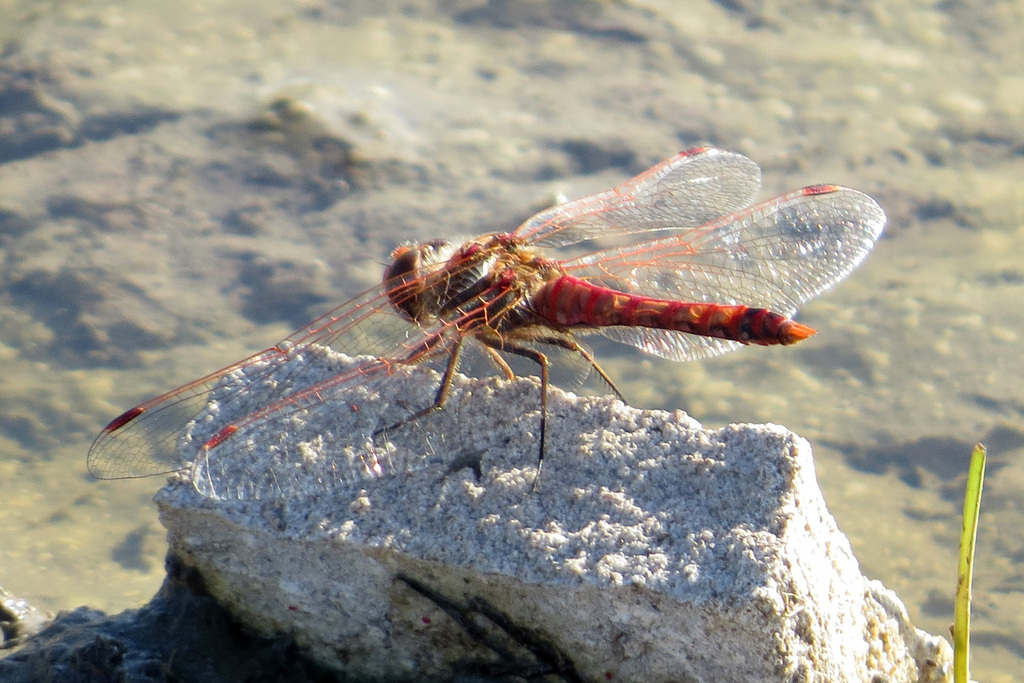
left=379, top=370, right=549, bottom=488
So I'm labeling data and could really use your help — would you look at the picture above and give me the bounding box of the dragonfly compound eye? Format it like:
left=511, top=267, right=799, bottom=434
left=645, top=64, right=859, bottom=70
left=385, top=245, right=419, bottom=283
left=384, top=245, right=427, bottom=320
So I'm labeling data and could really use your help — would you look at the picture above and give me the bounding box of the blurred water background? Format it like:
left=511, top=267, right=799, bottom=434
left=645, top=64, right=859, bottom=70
left=1, top=1, right=1022, bottom=679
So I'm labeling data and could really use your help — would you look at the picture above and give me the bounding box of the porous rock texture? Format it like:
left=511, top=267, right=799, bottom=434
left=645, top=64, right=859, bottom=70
left=153, top=348, right=951, bottom=682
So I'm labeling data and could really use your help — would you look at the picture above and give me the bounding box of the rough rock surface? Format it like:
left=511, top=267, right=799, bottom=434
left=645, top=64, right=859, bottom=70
left=144, top=348, right=953, bottom=682
left=0, top=569, right=335, bottom=683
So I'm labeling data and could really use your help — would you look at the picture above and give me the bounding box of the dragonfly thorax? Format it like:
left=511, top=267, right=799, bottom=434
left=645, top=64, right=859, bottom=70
left=383, top=234, right=560, bottom=332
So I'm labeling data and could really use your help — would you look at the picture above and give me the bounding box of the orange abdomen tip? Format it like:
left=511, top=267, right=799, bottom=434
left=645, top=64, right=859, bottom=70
left=779, top=320, right=816, bottom=345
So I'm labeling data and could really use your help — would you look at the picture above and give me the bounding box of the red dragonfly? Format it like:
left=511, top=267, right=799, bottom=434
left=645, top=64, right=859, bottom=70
left=88, top=147, right=885, bottom=498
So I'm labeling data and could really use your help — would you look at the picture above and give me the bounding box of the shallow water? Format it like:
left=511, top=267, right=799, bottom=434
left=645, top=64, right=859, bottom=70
left=1, top=1, right=1022, bottom=679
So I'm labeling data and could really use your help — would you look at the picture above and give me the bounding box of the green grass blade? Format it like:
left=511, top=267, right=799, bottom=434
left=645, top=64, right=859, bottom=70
left=953, top=443, right=986, bottom=683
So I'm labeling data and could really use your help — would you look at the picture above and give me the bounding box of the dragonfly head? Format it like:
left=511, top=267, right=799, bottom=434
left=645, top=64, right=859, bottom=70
left=384, top=240, right=450, bottom=320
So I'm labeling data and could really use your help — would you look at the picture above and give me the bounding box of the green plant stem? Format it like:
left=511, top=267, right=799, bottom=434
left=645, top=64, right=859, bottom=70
left=953, top=443, right=986, bottom=683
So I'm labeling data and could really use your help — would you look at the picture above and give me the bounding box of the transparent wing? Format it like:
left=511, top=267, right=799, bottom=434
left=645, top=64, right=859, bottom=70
left=86, top=281, right=439, bottom=482
left=567, top=185, right=886, bottom=362
left=594, top=327, right=745, bottom=364
left=87, top=241, right=522, bottom=500
left=184, top=348, right=457, bottom=500
left=514, top=147, right=762, bottom=248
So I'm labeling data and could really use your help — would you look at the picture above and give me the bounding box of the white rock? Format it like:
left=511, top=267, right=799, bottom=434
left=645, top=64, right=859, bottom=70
left=155, top=347, right=951, bottom=681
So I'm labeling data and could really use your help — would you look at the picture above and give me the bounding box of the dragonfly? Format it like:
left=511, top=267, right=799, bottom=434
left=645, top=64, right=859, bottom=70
left=87, top=147, right=886, bottom=499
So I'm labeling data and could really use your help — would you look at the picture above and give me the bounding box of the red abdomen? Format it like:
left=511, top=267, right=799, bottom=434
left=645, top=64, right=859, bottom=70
left=531, top=275, right=814, bottom=345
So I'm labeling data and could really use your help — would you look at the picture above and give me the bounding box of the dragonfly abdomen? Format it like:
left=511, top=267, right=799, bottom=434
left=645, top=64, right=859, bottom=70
left=532, top=274, right=814, bottom=346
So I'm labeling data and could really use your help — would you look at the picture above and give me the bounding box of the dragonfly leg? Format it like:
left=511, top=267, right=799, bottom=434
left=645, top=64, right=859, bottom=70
left=478, top=332, right=627, bottom=489
left=373, top=336, right=465, bottom=441
left=481, top=345, right=516, bottom=380
left=528, top=334, right=626, bottom=403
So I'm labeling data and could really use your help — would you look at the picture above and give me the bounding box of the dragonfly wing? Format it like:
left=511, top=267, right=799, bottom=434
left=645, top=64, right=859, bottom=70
left=86, top=347, right=289, bottom=480
left=515, top=148, right=762, bottom=248
left=87, top=282, right=423, bottom=481
left=596, top=326, right=745, bottom=363
left=87, top=244, right=513, bottom=495
left=565, top=186, right=886, bottom=315
left=190, top=266, right=545, bottom=499
left=186, top=349, right=451, bottom=500
left=566, top=185, right=885, bottom=362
